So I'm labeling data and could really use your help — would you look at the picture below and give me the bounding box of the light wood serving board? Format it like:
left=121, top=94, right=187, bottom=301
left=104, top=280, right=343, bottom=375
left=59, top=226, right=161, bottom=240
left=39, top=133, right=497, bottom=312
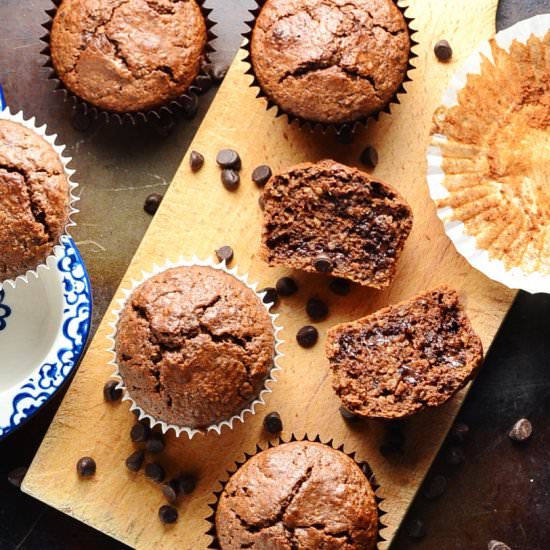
left=23, top=0, right=514, bottom=548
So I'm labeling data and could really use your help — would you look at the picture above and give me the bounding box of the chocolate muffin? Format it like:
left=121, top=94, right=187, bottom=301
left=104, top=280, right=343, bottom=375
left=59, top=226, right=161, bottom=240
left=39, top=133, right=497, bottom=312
left=215, top=441, right=379, bottom=549
left=115, top=266, right=275, bottom=430
left=250, top=0, right=411, bottom=125
left=50, top=0, right=208, bottom=113
left=260, top=160, right=413, bottom=288
left=0, top=120, right=70, bottom=282
left=326, top=286, right=483, bottom=419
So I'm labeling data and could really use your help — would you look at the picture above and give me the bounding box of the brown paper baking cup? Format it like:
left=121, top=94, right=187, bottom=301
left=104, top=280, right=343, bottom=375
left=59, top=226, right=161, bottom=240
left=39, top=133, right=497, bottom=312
left=0, top=108, right=79, bottom=289
left=40, top=0, right=217, bottom=125
left=205, top=434, right=387, bottom=549
left=242, top=0, right=418, bottom=137
left=106, top=257, right=284, bottom=439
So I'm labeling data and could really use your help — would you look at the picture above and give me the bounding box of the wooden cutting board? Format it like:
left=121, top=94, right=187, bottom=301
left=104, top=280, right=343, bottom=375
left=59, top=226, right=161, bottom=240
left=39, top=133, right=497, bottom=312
left=23, top=0, right=514, bottom=548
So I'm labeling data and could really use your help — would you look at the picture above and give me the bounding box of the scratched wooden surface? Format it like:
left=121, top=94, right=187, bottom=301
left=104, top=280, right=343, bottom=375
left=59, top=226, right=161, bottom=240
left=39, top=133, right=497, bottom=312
left=21, top=0, right=516, bottom=548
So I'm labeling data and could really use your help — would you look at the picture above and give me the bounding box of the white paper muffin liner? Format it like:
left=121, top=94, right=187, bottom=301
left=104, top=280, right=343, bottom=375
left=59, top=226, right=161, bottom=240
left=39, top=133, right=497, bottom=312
left=0, top=107, right=79, bottom=289
left=427, top=14, right=550, bottom=295
left=106, top=257, right=284, bottom=439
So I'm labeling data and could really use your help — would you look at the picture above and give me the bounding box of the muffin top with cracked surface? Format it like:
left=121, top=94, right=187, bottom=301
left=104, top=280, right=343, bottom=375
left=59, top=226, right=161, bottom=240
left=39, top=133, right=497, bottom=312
left=50, top=0, right=207, bottom=112
left=250, top=0, right=410, bottom=124
left=115, top=265, right=275, bottom=430
left=215, top=441, right=379, bottom=550
left=0, top=120, right=70, bottom=282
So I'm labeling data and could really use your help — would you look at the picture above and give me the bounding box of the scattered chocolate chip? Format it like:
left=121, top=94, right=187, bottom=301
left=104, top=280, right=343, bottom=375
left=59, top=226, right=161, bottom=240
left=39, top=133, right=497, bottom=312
left=329, top=277, right=351, bottom=296
left=306, top=298, right=328, bottom=321
left=276, top=276, right=298, bottom=297
left=145, top=432, right=165, bottom=454
left=252, top=165, right=272, bottom=187
left=434, top=39, right=453, bottom=61
left=264, top=411, right=283, bottom=434
left=144, top=192, right=163, bottom=215
left=488, top=541, right=511, bottom=550
left=445, top=446, right=465, bottom=466
left=181, top=93, right=199, bottom=119
left=221, top=169, right=240, bottom=191
left=70, top=107, right=92, bottom=132
left=145, top=462, right=166, bottom=483
left=215, top=245, right=234, bottom=264
left=258, top=194, right=265, bottom=210
left=360, top=146, right=379, bottom=168
left=125, top=450, right=145, bottom=472
left=423, top=474, right=447, bottom=501
left=296, top=325, right=319, bottom=348
left=195, top=73, right=213, bottom=94
left=130, top=422, right=150, bottom=443
left=76, top=457, right=96, bottom=478
left=103, top=380, right=122, bottom=402
left=7, top=466, right=27, bottom=488
left=162, top=479, right=180, bottom=504
left=313, top=256, right=333, bottom=273
left=450, top=422, right=469, bottom=444
left=210, top=63, right=229, bottom=84
left=177, top=473, right=197, bottom=495
left=339, top=405, right=360, bottom=423
left=159, top=505, right=178, bottom=525
left=405, top=519, right=426, bottom=542
left=216, top=149, right=241, bottom=170
left=260, top=287, right=278, bottom=306
left=509, top=418, right=532, bottom=442
left=190, top=150, right=204, bottom=172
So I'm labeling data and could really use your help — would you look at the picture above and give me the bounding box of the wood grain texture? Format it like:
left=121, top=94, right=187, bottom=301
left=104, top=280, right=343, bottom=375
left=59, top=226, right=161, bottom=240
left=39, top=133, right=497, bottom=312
left=23, top=0, right=513, bottom=548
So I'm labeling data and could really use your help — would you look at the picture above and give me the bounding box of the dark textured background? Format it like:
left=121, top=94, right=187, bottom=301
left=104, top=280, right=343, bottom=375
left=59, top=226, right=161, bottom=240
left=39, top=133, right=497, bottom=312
left=0, top=1, right=549, bottom=548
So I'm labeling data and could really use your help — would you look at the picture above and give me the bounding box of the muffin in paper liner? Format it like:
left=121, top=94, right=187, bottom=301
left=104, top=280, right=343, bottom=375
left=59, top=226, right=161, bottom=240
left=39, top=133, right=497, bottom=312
left=0, top=107, right=79, bottom=289
left=106, top=257, right=284, bottom=439
left=205, top=434, right=387, bottom=549
left=427, top=14, right=550, bottom=294
left=39, top=0, right=217, bottom=126
left=242, top=0, right=418, bottom=137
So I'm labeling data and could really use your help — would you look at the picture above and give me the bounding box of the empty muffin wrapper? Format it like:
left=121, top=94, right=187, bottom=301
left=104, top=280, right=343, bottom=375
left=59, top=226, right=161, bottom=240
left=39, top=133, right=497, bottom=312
left=106, top=256, right=284, bottom=439
left=427, top=14, right=550, bottom=294
left=0, top=107, right=79, bottom=289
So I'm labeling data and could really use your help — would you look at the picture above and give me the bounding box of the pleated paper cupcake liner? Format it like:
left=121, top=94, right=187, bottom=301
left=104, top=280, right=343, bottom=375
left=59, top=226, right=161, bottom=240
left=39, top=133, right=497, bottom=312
left=106, top=256, right=284, bottom=439
left=0, top=107, right=79, bottom=289
left=40, top=0, right=217, bottom=126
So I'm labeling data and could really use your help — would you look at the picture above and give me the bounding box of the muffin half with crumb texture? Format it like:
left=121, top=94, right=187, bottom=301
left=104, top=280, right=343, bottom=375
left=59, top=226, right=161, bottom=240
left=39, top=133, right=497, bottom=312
left=215, top=441, right=379, bottom=549
left=260, top=160, right=413, bottom=288
left=115, top=266, right=275, bottom=430
left=326, top=286, right=483, bottom=419
left=0, top=120, right=70, bottom=282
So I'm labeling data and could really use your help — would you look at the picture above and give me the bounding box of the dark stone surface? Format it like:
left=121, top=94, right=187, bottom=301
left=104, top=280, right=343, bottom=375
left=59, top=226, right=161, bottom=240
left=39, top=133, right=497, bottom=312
left=0, top=0, right=548, bottom=549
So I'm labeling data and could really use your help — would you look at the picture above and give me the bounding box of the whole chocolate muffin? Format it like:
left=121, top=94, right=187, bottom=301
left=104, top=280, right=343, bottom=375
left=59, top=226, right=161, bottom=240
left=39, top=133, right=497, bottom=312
left=326, top=286, right=483, bottom=419
left=115, top=266, right=275, bottom=430
left=260, top=160, right=413, bottom=288
left=50, top=0, right=208, bottom=113
left=0, top=120, right=70, bottom=282
left=215, top=441, right=379, bottom=549
left=250, top=0, right=411, bottom=125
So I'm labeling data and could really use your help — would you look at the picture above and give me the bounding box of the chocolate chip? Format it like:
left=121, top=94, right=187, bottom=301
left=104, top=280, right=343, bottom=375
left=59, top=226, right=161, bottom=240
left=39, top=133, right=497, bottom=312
left=405, top=519, right=426, bottom=541
left=445, top=446, right=465, bottom=466
left=264, top=411, right=283, bottom=434
left=195, top=73, right=212, bottom=94
left=125, top=450, right=145, bottom=472
left=306, top=298, right=328, bottom=321
left=177, top=473, right=197, bottom=495
left=162, top=479, right=180, bottom=503
left=360, top=146, right=379, bottom=168
left=339, top=405, right=359, bottom=423
left=76, top=457, right=96, bottom=478
left=488, top=541, right=511, bottom=550
left=7, top=466, right=27, bottom=488
left=144, top=192, right=163, bottom=215
left=275, top=276, right=298, bottom=297
left=434, top=39, right=453, bottom=61
left=258, top=194, right=265, bottom=210
left=312, top=256, right=332, bottom=273
left=423, top=474, right=447, bottom=500
left=145, top=462, right=166, bottom=483
left=130, top=422, right=150, bottom=443
left=145, top=432, right=165, bottom=454
left=215, top=245, right=234, bottom=264
left=252, top=165, right=272, bottom=187
left=221, top=169, right=240, bottom=191
left=181, top=93, right=199, bottom=119
left=450, top=422, right=469, bottom=444
left=216, top=149, right=241, bottom=170
left=329, top=277, right=350, bottom=296
left=509, top=418, right=532, bottom=442
left=190, top=150, right=204, bottom=172
left=260, top=287, right=278, bottom=306
left=70, top=107, right=92, bottom=132
left=159, top=505, right=178, bottom=525
left=103, top=380, right=122, bottom=402
left=296, top=325, right=318, bottom=348
left=209, top=63, right=229, bottom=84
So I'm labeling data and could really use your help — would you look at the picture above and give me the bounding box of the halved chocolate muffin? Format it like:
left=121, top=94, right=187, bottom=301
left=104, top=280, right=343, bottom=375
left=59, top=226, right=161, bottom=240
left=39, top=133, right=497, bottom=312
left=260, top=160, right=413, bottom=288
left=326, top=286, right=483, bottom=419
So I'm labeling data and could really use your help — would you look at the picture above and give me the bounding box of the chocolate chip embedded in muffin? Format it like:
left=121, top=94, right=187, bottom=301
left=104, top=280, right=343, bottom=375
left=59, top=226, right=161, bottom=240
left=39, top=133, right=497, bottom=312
left=260, top=160, right=413, bottom=288
left=0, top=120, right=70, bottom=282
left=50, top=0, right=207, bottom=113
left=326, top=286, right=483, bottom=419
left=250, top=0, right=410, bottom=125
left=115, top=266, right=275, bottom=430
left=215, top=441, right=379, bottom=550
